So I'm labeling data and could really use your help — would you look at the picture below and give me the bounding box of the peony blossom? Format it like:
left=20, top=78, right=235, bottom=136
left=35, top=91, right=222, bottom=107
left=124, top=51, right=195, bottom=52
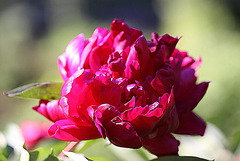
left=34, top=19, right=209, bottom=156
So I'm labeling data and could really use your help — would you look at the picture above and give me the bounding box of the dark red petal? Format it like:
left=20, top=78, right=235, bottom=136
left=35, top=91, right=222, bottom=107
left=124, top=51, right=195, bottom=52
left=174, top=112, right=206, bottom=136
left=95, top=104, right=121, bottom=125
left=104, top=117, right=142, bottom=149
left=48, top=119, right=101, bottom=141
left=142, top=134, right=180, bottom=157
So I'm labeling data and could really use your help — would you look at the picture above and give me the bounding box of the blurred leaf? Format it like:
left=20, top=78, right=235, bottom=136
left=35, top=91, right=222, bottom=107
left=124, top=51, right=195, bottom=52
left=87, top=157, right=112, bottom=161
left=4, top=82, right=63, bottom=100
left=78, top=139, right=102, bottom=153
left=1, top=145, right=14, bottom=158
left=135, top=148, right=151, bottom=161
left=150, top=156, right=212, bottom=161
left=0, top=154, right=8, bottom=161
left=44, top=150, right=59, bottom=161
left=37, top=140, right=67, bottom=155
left=22, top=146, right=60, bottom=161
left=28, top=148, right=45, bottom=161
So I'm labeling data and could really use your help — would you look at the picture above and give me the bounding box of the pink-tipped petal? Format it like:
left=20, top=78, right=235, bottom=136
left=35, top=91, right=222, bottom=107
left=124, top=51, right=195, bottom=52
left=33, top=100, right=66, bottom=122
left=48, top=119, right=101, bottom=141
left=58, top=34, right=86, bottom=80
left=21, top=121, right=50, bottom=150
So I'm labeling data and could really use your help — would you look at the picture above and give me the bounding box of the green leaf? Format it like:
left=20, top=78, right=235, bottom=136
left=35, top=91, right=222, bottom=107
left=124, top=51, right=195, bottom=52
left=29, top=148, right=45, bottom=161
left=0, top=153, right=8, bottom=161
left=150, top=156, right=213, bottom=161
left=77, top=139, right=102, bottom=153
left=4, top=82, right=63, bottom=100
left=44, top=150, right=59, bottom=161
left=1, top=145, right=14, bottom=158
left=22, top=146, right=60, bottom=161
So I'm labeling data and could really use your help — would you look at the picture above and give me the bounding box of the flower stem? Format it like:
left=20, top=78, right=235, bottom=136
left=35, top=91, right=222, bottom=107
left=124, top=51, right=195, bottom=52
left=58, top=141, right=79, bottom=157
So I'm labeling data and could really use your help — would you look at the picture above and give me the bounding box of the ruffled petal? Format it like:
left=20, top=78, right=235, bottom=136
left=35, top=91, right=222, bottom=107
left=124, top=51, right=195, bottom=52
left=33, top=100, right=66, bottom=122
left=89, top=46, right=112, bottom=72
left=151, top=66, right=174, bottom=96
left=60, top=69, right=98, bottom=118
left=90, top=76, right=125, bottom=107
left=121, top=103, right=163, bottom=137
left=124, top=36, right=150, bottom=81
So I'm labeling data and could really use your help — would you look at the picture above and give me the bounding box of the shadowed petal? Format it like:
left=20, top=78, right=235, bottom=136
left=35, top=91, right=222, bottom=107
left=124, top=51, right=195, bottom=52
left=174, top=112, right=206, bottom=136
left=104, top=117, right=142, bottom=148
left=142, top=134, right=179, bottom=157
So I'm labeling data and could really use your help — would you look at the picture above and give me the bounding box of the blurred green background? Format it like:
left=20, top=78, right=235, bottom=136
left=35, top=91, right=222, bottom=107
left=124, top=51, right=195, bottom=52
left=1, top=0, right=240, bottom=160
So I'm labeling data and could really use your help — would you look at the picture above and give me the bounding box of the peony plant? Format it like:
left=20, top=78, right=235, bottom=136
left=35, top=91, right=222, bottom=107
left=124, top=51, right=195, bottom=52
left=4, top=19, right=210, bottom=161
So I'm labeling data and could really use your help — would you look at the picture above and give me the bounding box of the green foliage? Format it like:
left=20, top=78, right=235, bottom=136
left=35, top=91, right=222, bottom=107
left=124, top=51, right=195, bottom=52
left=151, top=156, right=212, bottom=161
left=4, top=82, right=63, bottom=100
left=21, top=147, right=59, bottom=161
left=28, top=148, right=45, bottom=161
left=0, top=153, right=8, bottom=161
left=44, top=150, right=59, bottom=161
left=1, top=145, right=14, bottom=159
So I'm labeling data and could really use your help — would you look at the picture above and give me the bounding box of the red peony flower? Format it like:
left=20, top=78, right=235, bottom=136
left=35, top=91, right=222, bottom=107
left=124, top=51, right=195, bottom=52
left=34, top=19, right=209, bottom=156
